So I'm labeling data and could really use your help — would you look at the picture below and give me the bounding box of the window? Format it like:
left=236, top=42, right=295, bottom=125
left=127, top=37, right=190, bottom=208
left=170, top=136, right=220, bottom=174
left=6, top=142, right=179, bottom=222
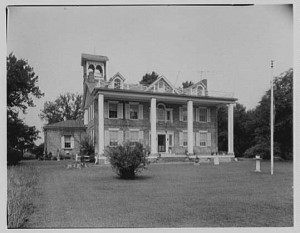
left=157, top=105, right=165, bottom=121
left=197, top=86, right=204, bottom=96
left=114, top=78, right=121, bottom=89
left=64, top=135, right=71, bottom=148
left=199, top=108, right=207, bottom=122
left=95, top=65, right=103, bottom=76
left=183, top=132, right=188, bottom=147
left=109, top=103, right=118, bottom=118
left=88, top=64, right=94, bottom=75
left=182, top=107, right=187, bottom=122
left=166, top=110, right=172, bottom=121
left=130, top=131, right=139, bottom=146
left=168, top=134, right=173, bottom=147
left=199, top=132, right=207, bottom=147
left=109, top=131, right=118, bottom=147
left=130, top=104, right=139, bottom=119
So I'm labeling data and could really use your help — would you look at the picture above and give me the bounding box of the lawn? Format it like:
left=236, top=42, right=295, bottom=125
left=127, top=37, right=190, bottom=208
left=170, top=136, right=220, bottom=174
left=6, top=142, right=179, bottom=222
left=18, top=159, right=293, bottom=228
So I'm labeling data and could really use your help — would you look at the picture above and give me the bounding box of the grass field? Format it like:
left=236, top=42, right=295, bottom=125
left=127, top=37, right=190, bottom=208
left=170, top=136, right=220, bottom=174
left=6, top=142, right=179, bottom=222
left=14, top=159, right=293, bottom=228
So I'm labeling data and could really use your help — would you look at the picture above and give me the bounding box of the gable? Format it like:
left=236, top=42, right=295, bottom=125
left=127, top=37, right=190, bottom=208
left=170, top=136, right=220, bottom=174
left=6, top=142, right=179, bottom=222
left=145, top=76, right=179, bottom=94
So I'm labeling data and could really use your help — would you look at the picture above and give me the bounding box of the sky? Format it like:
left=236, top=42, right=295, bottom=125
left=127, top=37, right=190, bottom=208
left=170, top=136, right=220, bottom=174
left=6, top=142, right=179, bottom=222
left=6, top=4, right=293, bottom=144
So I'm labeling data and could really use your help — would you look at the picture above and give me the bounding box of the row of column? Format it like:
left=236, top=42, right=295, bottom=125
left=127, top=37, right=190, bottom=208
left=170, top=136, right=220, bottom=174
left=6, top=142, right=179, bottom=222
left=95, top=94, right=234, bottom=157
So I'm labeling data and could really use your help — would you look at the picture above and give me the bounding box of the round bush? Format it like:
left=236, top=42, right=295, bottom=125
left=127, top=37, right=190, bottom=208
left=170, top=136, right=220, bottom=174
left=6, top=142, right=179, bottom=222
left=104, top=142, right=148, bottom=179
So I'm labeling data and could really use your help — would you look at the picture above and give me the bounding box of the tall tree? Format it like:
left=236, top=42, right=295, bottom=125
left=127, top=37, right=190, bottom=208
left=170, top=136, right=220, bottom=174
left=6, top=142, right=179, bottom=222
left=40, top=93, right=83, bottom=124
left=244, top=68, right=293, bottom=159
left=7, top=53, right=43, bottom=162
left=139, top=71, right=159, bottom=86
left=182, top=81, right=194, bottom=88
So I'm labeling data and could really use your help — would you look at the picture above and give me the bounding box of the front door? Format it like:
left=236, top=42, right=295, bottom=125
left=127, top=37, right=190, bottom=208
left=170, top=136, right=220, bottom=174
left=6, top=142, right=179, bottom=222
left=158, top=134, right=166, bottom=152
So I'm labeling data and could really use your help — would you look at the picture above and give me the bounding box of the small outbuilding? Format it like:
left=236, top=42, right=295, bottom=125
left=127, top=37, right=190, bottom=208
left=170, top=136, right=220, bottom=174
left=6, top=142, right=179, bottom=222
left=43, top=120, right=87, bottom=159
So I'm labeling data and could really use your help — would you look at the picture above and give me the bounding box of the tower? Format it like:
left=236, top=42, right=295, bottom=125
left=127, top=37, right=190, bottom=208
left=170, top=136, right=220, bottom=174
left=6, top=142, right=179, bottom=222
left=81, top=53, right=109, bottom=82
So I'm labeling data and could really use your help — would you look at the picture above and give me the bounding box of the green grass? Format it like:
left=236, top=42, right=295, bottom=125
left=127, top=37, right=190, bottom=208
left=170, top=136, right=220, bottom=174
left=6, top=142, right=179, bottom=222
left=7, top=164, right=39, bottom=228
left=20, top=160, right=293, bottom=228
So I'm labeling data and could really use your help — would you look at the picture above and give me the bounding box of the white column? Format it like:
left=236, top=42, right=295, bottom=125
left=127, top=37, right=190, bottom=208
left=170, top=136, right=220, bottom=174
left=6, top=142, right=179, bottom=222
left=84, top=109, right=88, bottom=125
left=187, top=100, right=193, bottom=154
left=98, top=94, right=105, bottom=157
left=150, top=98, right=157, bottom=155
left=228, top=103, right=234, bottom=154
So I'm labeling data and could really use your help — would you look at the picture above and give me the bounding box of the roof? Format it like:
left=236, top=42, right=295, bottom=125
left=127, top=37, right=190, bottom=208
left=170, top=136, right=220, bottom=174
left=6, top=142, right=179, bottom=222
left=109, top=72, right=126, bottom=82
left=145, top=75, right=179, bottom=94
left=81, top=53, right=109, bottom=66
left=44, top=120, right=86, bottom=129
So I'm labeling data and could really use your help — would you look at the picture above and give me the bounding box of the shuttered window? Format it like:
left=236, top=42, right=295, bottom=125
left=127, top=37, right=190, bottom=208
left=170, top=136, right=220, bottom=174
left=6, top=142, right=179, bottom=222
left=199, top=108, right=207, bottom=122
left=130, top=104, right=139, bottom=119
left=109, top=103, right=118, bottom=119
left=109, top=131, right=118, bottom=147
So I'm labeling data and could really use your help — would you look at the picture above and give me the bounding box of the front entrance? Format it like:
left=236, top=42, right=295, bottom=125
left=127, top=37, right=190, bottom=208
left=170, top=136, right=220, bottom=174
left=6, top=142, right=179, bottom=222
left=158, top=134, right=166, bottom=152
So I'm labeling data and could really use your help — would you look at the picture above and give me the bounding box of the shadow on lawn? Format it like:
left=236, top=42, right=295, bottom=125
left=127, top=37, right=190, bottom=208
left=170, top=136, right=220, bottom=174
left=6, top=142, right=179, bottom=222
left=114, top=175, right=152, bottom=181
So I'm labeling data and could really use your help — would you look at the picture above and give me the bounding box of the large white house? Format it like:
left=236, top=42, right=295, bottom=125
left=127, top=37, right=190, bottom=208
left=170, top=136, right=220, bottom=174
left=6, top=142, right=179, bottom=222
left=80, top=54, right=237, bottom=164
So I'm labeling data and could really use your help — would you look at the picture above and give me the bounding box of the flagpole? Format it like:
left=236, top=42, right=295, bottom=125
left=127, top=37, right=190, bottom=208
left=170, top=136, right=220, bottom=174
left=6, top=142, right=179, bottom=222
left=270, top=60, right=274, bottom=175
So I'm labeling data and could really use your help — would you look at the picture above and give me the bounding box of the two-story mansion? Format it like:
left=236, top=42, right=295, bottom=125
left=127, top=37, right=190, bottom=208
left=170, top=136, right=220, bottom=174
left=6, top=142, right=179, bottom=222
left=81, top=54, right=237, bottom=164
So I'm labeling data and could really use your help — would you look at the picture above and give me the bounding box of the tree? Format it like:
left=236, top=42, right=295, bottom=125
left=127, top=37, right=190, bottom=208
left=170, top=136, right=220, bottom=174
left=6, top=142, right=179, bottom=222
left=139, top=71, right=159, bottom=86
left=7, top=53, right=43, bottom=164
left=40, top=93, right=83, bottom=124
left=7, top=53, right=44, bottom=114
left=244, top=68, right=293, bottom=160
left=182, top=81, right=194, bottom=88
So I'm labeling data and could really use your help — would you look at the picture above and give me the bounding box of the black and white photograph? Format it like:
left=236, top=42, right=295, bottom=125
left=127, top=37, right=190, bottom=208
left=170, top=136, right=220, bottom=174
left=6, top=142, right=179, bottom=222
left=4, top=0, right=296, bottom=230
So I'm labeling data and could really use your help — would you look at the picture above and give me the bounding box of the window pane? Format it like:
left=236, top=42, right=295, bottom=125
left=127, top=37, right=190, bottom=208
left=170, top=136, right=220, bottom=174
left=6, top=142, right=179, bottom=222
left=64, top=135, right=71, bottom=148
left=130, top=131, right=139, bottom=146
left=130, top=104, right=138, bottom=119
left=200, top=132, right=207, bottom=146
left=110, top=131, right=118, bottom=147
left=157, top=108, right=165, bottom=121
left=199, top=108, right=207, bottom=122
left=183, top=132, right=188, bottom=146
left=166, top=110, right=171, bottom=121
left=114, top=79, right=121, bottom=89
left=109, top=103, right=118, bottom=118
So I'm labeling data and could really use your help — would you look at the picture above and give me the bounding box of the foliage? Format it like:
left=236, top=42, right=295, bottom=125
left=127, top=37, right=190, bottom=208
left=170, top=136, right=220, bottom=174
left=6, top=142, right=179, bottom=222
left=7, top=164, right=38, bottom=228
left=7, top=147, right=22, bottom=166
left=7, top=53, right=44, bottom=114
left=30, top=143, right=44, bottom=159
left=182, top=81, right=194, bottom=88
left=39, top=93, right=83, bottom=124
left=139, top=71, right=159, bottom=86
left=7, top=53, right=43, bottom=162
left=217, top=68, right=293, bottom=160
left=80, top=137, right=95, bottom=162
left=104, top=142, right=148, bottom=179
left=217, top=103, right=251, bottom=157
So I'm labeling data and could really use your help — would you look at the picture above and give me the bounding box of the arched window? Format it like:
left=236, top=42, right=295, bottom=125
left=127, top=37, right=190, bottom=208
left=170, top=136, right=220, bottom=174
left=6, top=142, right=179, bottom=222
left=197, top=86, right=204, bottom=96
left=88, top=64, right=95, bottom=75
left=157, top=103, right=166, bottom=121
left=114, top=78, right=121, bottom=89
left=95, top=65, right=103, bottom=76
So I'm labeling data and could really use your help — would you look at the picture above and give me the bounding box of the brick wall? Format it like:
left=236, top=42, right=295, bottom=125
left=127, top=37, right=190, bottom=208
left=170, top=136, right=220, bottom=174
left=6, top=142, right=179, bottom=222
left=45, top=128, right=87, bottom=158
left=93, top=99, right=218, bottom=155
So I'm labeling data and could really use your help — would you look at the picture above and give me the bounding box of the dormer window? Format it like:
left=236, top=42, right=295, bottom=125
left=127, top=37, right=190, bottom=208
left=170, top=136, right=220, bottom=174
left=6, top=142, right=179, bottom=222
left=197, top=86, right=204, bottom=96
left=114, top=78, right=121, bottom=89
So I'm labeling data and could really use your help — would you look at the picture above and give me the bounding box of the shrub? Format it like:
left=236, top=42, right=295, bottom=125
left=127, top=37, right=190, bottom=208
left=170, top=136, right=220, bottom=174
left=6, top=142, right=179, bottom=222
left=104, top=142, right=148, bottom=179
left=244, top=142, right=281, bottom=159
left=80, top=137, right=95, bottom=162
